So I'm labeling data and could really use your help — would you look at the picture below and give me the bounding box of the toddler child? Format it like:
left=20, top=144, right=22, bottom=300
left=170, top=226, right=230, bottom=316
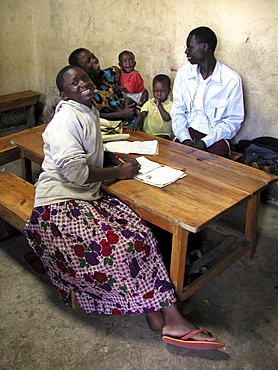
left=116, top=50, right=148, bottom=106
left=133, top=74, right=173, bottom=140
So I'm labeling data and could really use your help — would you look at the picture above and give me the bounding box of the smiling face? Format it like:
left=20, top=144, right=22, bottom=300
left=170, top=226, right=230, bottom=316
left=76, top=50, right=100, bottom=77
left=119, top=52, right=136, bottom=73
left=185, top=34, right=207, bottom=64
left=60, top=67, right=94, bottom=107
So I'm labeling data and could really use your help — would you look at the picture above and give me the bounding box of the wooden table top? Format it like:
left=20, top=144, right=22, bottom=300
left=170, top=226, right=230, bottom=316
left=10, top=124, right=275, bottom=234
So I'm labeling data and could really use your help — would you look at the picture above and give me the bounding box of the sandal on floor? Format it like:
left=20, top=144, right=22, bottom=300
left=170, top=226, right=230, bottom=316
left=162, top=329, right=225, bottom=350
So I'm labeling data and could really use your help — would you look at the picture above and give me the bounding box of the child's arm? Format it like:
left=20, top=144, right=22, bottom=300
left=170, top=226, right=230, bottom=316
left=154, top=98, right=171, bottom=122
left=139, top=89, right=149, bottom=106
left=132, top=111, right=148, bottom=131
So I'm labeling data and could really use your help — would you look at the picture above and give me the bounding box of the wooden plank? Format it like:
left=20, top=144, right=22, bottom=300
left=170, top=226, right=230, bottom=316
left=180, top=240, right=251, bottom=301
left=10, top=123, right=46, bottom=164
left=230, top=151, right=243, bottom=161
left=129, top=131, right=278, bottom=184
left=0, top=90, right=40, bottom=112
left=0, top=145, right=20, bottom=166
left=0, top=173, right=34, bottom=232
left=185, top=234, right=240, bottom=275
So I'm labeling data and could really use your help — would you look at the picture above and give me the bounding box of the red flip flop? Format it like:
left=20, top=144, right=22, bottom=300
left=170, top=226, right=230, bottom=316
left=162, top=329, right=225, bottom=350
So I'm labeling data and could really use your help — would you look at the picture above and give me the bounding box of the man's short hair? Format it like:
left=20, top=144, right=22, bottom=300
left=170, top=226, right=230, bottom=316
left=153, top=74, right=171, bottom=90
left=189, top=26, right=217, bottom=52
left=56, top=65, right=75, bottom=92
left=68, top=48, right=87, bottom=66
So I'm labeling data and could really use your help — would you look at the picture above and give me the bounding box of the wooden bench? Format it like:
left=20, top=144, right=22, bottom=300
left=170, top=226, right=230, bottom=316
left=0, top=90, right=40, bottom=128
left=230, top=151, right=243, bottom=161
left=0, top=91, right=41, bottom=166
left=0, top=172, right=78, bottom=308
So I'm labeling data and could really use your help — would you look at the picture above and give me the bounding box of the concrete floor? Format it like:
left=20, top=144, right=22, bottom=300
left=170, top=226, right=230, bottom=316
left=1, top=156, right=278, bottom=370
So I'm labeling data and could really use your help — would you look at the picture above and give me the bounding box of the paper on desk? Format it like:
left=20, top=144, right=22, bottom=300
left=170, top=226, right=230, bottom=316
left=135, top=156, right=161, bottom=174
left=105, top=140, right=159, bottom=155
left=134, top=156, right=187, bottom=187
left=102, top=133, right=130, bottom=142
left=99, top=118, right=130, bottom=142
left=99, top=118, right=122, bottom=128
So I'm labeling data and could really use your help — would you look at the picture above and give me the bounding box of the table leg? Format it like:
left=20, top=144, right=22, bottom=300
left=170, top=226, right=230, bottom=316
left=169, top=225, right=189, bottom=300
left=20, top=149, right=32, bottom=183
left=244, top=193, right=260, bottom=261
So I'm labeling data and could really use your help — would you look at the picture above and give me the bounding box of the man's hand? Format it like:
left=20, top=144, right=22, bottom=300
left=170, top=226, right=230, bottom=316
left=182, top=139, right=194, bottom=147
left=193, top=140, right=207, bottom=151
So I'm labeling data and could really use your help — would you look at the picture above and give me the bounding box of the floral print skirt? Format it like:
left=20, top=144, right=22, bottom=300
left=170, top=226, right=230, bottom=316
left=25, top=196, right=176, bottom=314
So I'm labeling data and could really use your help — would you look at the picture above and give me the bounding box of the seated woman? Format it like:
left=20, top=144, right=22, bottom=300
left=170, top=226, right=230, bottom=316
left=69, top=48, right=137, bottom=122
left=24, top=65, right=223, bottom=350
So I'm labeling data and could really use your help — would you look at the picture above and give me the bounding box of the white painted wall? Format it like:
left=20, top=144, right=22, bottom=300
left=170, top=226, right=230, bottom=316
left=1, top=0, right=277, bottom=142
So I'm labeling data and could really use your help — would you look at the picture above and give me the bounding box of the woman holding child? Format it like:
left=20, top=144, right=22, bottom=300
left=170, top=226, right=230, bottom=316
left=68, top=48, right=137, bottom=122
left=24, top=65, right=223, bottom=350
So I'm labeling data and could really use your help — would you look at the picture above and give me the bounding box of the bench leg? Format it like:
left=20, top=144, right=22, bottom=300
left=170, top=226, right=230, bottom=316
left=26, top=105, right=36, bottom=127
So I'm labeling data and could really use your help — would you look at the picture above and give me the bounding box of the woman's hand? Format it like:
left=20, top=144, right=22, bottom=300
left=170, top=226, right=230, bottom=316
left=116, top=158, right=141, bottom=179
left=121, top=103, right=137, bottom=120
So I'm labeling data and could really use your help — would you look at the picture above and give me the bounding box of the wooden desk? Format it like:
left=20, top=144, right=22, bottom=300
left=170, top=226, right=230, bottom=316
left=10, top=123, right=47, bottom=182
left=0, top=90, right=41, bottom=128
left=11, top=127, right=277, bottom=301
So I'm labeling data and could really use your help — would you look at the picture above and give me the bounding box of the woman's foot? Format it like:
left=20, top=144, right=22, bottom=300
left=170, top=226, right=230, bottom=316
left=162, top=304, right=216, bottom=342
left=146, top=310, right=164, bottom=331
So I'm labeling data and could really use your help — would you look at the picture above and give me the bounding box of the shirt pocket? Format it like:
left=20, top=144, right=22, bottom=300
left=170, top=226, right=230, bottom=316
left=207, top=98, right=227, bottom=120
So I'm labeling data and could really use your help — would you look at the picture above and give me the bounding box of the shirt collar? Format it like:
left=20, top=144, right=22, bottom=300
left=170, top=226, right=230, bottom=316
left=188, top=60, right=221, bottom=83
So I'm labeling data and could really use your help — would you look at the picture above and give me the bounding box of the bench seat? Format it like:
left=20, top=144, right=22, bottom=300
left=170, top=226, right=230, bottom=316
left=0, top=172, right=78, bottom=308
left=0, top=172, right=34, bottom=233
left=0, top=90, right=40, bottom=113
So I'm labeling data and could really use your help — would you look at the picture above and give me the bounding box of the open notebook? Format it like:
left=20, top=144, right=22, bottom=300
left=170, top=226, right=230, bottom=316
left=134, top=156, right=187, bottom=188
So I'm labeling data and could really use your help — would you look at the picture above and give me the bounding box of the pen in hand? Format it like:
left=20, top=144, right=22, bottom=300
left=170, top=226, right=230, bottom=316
left=115, top=155, right=125, bottom=164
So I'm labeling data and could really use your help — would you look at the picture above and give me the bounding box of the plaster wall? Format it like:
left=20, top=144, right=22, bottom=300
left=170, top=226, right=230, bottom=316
left=0, top=0, right=277, bottom=142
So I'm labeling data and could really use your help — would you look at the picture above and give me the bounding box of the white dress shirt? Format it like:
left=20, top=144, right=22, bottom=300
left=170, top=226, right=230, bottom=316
left=171, top=60, right=244, bottom=148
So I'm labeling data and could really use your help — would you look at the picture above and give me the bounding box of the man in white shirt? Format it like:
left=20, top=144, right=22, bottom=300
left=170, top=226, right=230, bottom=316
left=171, top=26, right=244, bottom=157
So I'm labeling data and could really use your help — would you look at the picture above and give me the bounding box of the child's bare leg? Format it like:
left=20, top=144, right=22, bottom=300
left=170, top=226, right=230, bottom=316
left=145, top=310, right=164, bottom=331
left=161, top=303, right=217, bottom=341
